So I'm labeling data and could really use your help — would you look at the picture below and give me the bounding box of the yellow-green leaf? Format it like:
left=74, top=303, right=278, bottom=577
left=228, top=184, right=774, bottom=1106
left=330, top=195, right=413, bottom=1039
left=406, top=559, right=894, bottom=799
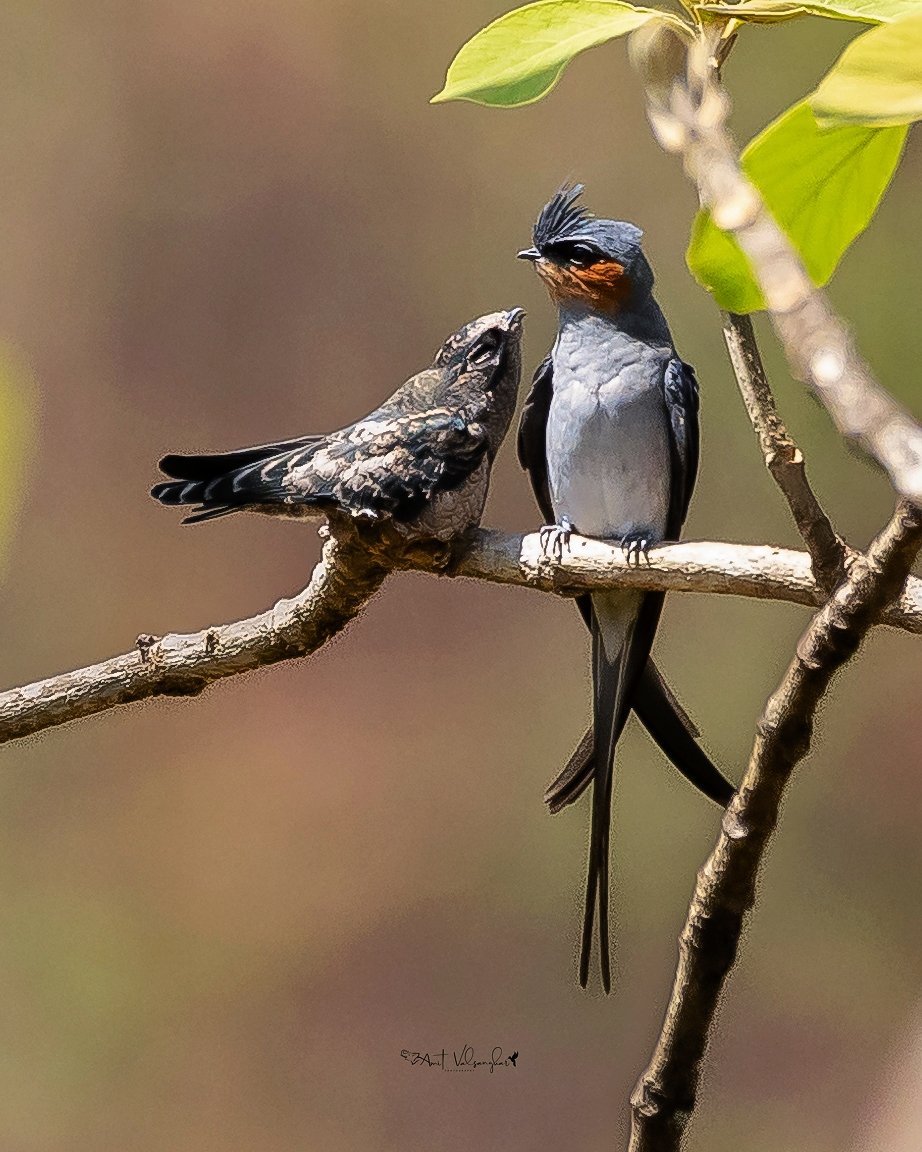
left=695, top=0, right=921, bottom=23
left=811, top=11, right=922, bottom=125
left=686, top=101, right=906, bottom=312
left=431, top=0, right=681, bottom=108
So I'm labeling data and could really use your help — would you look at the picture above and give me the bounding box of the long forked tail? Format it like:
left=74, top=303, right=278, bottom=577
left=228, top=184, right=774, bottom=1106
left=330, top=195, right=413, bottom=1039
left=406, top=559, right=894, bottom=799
left=546, top=662, right=735, bottom=813
left=579, top=622, right=632, bottom=992
left=151, top=436, right=317, bottom=523
left=579, top=589, right=673, bottom=993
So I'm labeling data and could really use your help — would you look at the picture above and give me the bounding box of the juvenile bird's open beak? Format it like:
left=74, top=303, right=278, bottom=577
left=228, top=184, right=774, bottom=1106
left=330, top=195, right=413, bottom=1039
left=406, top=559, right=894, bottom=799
left=517, top=248, right=541, bottom=262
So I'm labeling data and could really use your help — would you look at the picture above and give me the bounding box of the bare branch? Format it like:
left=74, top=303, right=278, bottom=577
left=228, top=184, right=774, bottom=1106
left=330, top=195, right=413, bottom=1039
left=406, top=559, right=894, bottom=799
left=3, top=528, right=922, bottom=749
left=634, top=27, right=922, bottom=506
left=625, top=28, right=922, bottom=1152
left=0, top=534, right=388, bottom=746
left=722, top=311, right=846, bottom=589
left=629, top=501, right=922, bottom=1152
left=456, top=531, right=922, bottom=636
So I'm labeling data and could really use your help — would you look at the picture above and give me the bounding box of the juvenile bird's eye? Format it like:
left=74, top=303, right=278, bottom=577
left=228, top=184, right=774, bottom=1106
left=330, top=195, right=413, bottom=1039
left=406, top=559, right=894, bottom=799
left=468, top=330, right=501, bottom=366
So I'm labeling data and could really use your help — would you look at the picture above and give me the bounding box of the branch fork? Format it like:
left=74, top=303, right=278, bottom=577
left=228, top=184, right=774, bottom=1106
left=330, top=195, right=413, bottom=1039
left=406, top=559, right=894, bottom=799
left=625, top=29, right=922, bottom=1152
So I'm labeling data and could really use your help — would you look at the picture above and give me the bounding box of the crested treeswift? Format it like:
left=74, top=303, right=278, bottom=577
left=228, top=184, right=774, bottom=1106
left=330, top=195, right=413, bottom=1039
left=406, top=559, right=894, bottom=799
left=152, top=310, right=524, bottom=553
left=517, top=186, right=734, bottom=992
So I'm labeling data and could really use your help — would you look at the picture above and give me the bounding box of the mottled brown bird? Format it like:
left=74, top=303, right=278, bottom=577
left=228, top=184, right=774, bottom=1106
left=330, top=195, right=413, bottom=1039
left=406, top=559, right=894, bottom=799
left=152, top=309, right=524, bottom=552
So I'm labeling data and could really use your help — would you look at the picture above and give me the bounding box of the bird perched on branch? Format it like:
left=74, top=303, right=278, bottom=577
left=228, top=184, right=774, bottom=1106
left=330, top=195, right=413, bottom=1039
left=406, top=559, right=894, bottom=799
left=152, top=310, right=524, bottom=560
left=517, top=186, right=734, bottom=992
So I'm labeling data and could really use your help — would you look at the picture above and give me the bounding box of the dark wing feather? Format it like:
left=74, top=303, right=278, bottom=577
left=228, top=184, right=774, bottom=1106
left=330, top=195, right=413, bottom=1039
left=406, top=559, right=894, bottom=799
left=153, top=406, right=490, bottom=524
left=158, top=435, right=322, bottom=481
left=517, top=354, right=555, bottom=522
left=517, top=355, right=594, bottom=631
left=663, top=358, right=700, bottom=537
left=320, top=406, right=490, bottom=522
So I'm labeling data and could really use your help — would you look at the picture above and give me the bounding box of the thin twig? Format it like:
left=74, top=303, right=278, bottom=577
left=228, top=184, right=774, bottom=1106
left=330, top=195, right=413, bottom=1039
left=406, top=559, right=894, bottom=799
left=635, top=28, right=922, bottom=507
left=722, top=311, right=846, bottom=589
left=629, top=502, right=922, bottom=1152
left=3, top=529, right=922, bottom=748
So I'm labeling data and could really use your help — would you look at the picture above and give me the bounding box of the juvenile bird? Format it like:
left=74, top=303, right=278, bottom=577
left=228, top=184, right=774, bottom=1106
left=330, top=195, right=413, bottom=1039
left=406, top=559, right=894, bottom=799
left=517, top=186, right=734, bottom=992
left=152, top=310, right=524, bottom=556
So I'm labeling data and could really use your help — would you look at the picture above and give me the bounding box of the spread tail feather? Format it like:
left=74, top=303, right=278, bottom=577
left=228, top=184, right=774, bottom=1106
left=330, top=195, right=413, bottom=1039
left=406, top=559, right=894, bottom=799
left=544, top=661, right=735, bottom=813
left=635, top=664, right=735, bottom=806
left=576, top=592, right=666, bottom=992
left=546, top=728, right=594, bottom=813
left=151, top=435, right=320, bottom=522
left=151, top=476, right=241, bottom=523
left=579, top=620, right=632, bottom=992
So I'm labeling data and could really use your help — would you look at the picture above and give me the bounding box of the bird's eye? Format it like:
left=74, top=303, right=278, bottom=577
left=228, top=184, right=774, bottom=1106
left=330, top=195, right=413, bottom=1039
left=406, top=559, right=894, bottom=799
left=468, top=330, right=501, bottom=366
left=567, top=242, right=599, bottom=267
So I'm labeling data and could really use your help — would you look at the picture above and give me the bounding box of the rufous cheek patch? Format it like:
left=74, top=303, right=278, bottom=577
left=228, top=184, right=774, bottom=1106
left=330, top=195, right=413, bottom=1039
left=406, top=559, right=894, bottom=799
left=537, top=260, right=630, bottom=313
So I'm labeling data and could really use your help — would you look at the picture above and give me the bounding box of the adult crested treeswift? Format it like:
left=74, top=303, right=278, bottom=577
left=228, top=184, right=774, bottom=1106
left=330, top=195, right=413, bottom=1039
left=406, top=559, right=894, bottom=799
left=517, top=186, right=734, bottom=992
left=152, top=310, right=524, bottom=552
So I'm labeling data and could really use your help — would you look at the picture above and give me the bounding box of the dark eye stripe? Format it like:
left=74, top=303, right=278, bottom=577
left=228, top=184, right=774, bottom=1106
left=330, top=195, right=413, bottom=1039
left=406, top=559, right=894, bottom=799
left=547, top=241, right=603, bottom=267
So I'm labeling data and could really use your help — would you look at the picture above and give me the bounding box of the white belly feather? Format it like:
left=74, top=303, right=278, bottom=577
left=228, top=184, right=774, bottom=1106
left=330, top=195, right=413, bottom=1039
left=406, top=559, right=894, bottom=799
left=546, top=374, right=670, bottom=540
left=546, top=354, right=672, bottom=661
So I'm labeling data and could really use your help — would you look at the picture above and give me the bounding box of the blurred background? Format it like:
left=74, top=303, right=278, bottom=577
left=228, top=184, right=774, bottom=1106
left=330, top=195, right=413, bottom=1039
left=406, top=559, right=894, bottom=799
left=0, top=3, right=920, bottom=1150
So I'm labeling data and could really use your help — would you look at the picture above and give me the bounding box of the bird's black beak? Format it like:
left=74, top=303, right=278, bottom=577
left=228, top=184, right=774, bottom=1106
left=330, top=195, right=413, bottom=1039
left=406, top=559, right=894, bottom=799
left=517, top=247, right=541, bottom=262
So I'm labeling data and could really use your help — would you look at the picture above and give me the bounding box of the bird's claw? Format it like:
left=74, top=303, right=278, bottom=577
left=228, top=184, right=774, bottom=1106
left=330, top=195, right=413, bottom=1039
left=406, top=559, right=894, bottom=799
left=621, top=531, right=652, bottom=567
left=539, top=519, right=573, bottom=563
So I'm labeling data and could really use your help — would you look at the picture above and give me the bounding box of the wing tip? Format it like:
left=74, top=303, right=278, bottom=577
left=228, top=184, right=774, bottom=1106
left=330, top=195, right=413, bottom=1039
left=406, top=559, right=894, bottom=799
left=180, top=505, right=238, bottom=525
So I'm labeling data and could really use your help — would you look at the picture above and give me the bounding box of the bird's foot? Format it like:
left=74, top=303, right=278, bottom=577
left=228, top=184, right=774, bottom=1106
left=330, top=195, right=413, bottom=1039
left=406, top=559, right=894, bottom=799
left=621, top=530, right=652, bottom=567
left=539, top=518, right=574, bottom=563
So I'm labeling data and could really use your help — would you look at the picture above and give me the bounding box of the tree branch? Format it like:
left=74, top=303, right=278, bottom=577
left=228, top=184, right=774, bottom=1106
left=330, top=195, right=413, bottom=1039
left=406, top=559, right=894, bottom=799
left=634, top=28, right=922, bottom=507
left=722, top=311, right=846, bottom=590
left=455, top=531, right=922, bottom=635
left=3, top=528, right=922, bottom=748
left=626, top=29, right=922, bottom=1152
left=0, top=534, right=388, bottom=746
left=629, top=501, right=922, bottom=1152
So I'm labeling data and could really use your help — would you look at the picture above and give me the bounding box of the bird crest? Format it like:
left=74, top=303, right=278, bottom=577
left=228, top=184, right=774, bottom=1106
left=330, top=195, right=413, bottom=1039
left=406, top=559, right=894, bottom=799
left=533, top=183, right=593, bottom=250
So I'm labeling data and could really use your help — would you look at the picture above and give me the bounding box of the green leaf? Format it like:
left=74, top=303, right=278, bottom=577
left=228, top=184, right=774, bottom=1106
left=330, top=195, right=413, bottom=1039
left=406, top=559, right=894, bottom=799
left=0, top=347, right=32, bottom=576
left=811, top=11, right=922, bottom=125
left=694, top=0, right=921, bottom=24
left=686, top=101, right=907, bottom=312
left=431, top=0, right=681, bottom=108
left=695, top=1, right=822, bottom=22
left=687, top=214, right=763, bottom=312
